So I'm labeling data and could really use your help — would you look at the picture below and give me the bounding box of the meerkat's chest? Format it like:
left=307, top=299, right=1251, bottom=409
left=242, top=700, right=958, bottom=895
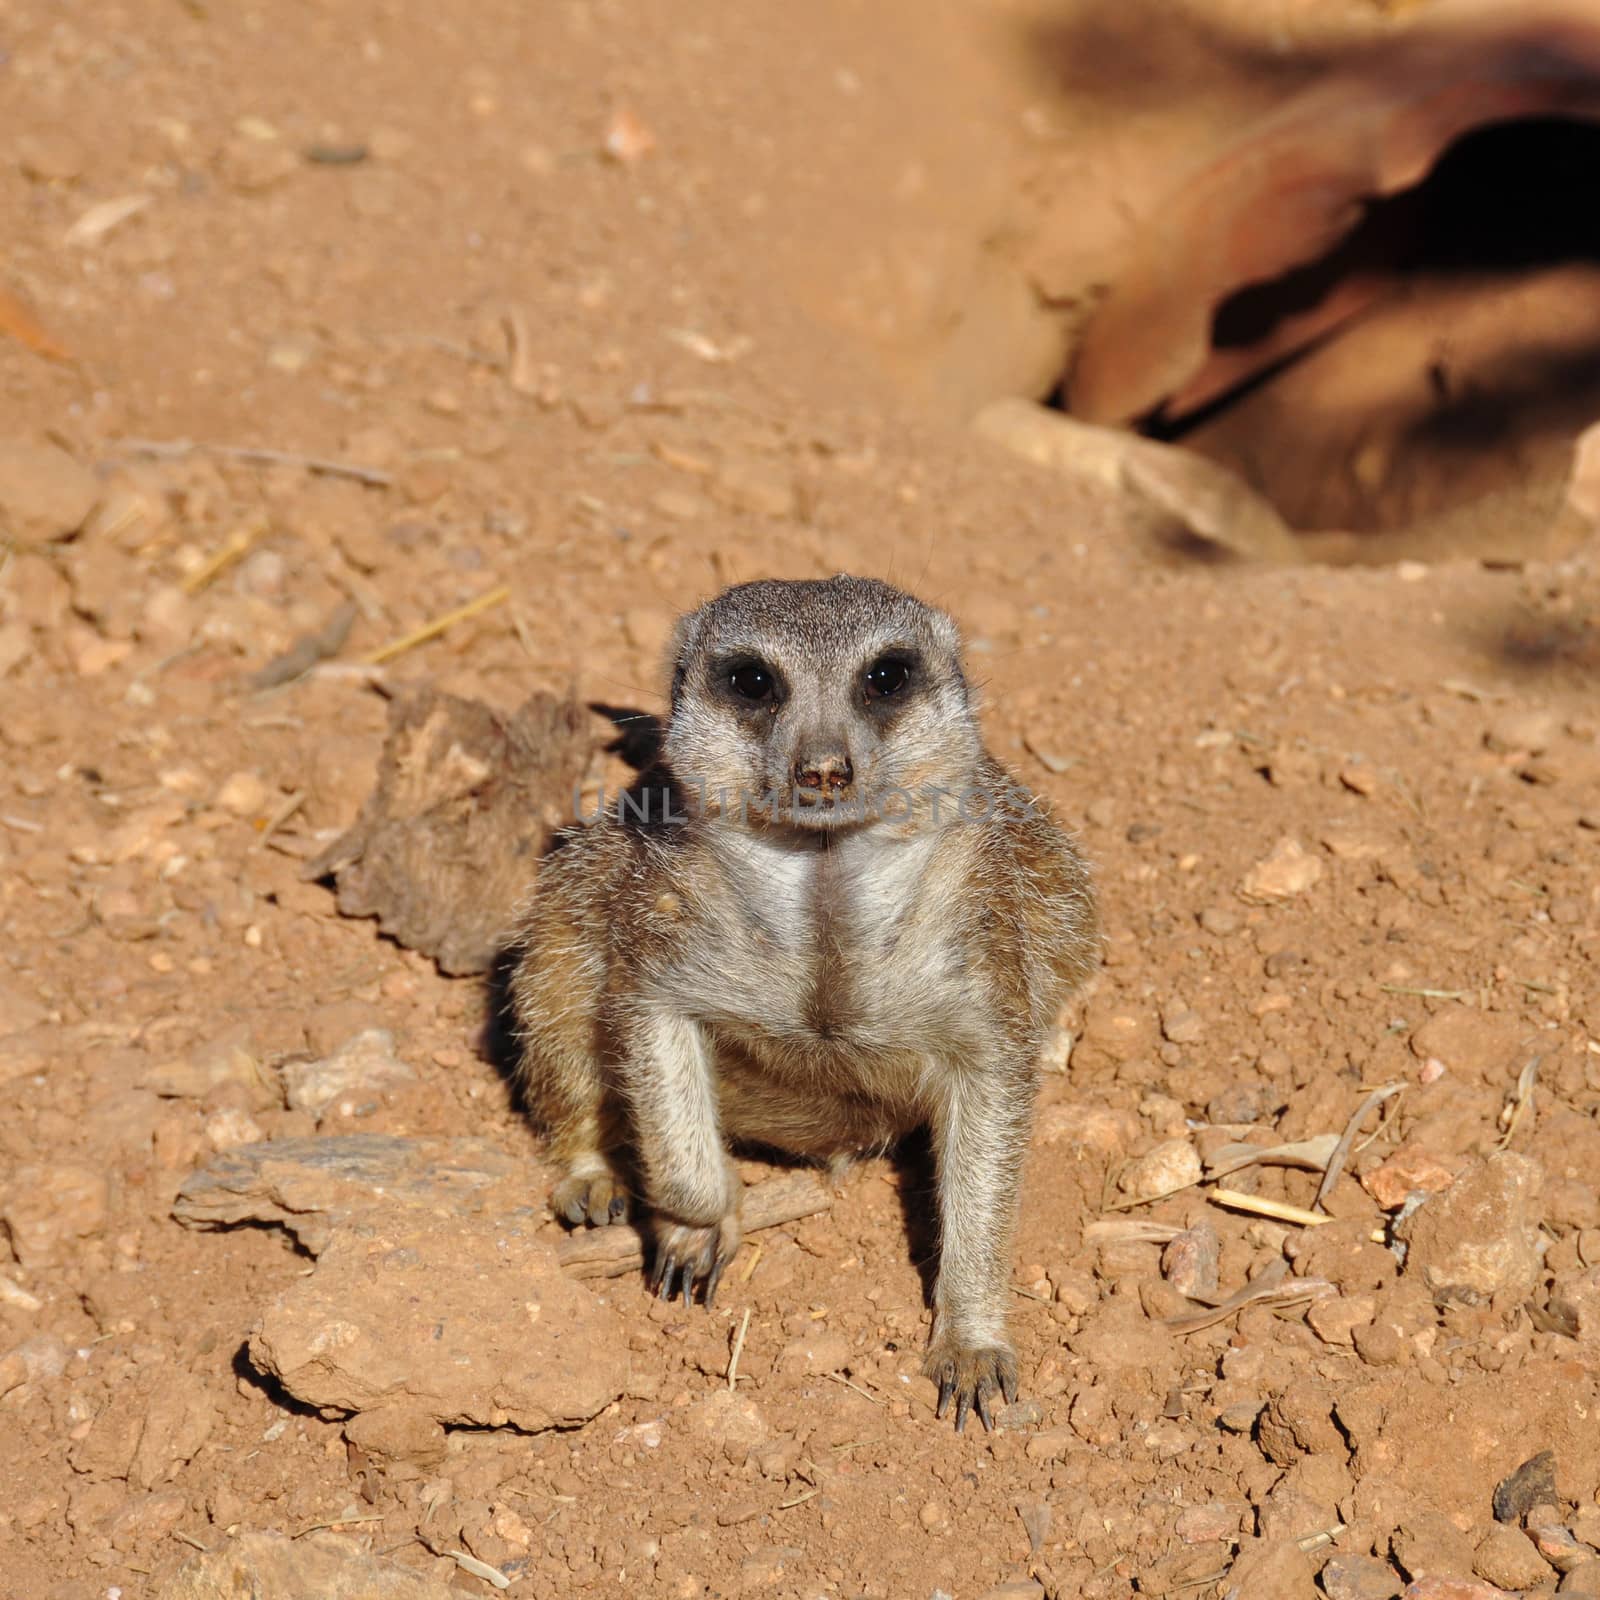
left=682, top=829, right=971, bottom=1054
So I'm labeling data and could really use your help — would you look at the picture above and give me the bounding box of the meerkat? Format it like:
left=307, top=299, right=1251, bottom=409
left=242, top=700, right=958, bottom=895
left=508, top=575, right=1097, bottom=1431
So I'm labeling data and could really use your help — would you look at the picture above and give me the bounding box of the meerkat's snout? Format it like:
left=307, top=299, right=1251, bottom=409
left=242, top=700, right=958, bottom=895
left=791, top=746, right=854, bottom=804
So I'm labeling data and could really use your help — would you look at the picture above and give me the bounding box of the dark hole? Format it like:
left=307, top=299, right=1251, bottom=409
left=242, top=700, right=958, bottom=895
left=1158, top=116, right=1600, bottom=430
left=1137, top=115, right=1600, bottom=543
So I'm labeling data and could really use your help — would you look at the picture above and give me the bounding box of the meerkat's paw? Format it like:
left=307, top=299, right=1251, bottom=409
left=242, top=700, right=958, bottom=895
left=922, top=1332, right=1018, bottom=1433
left=649, top=1213, right=742, bottom=1308
left=551, top=1166, right=630, bottom=1228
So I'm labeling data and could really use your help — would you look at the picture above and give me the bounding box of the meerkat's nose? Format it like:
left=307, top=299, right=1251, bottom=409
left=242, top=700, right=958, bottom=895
left=793, top=752, right=854, bottom=798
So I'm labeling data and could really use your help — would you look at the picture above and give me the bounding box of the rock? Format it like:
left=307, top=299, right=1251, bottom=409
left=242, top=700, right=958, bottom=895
left=0, top=439, right=99, bottom=544
left=173, top=1134, right=522, bottom=1254
left=1174, top=1499, right=1248, bottom=1543
left=157, top=1529, right=452, bottom=1599
left=775, top=1330, right=852, bottom=1375
left=129, top=1369, right=216, bottom=1489
left=1206, top=1081, right=1284, bottom=1125
left=249, top=1206, right=629, bottom=1430
left=1117, top=1138, right=1201, bottom=1201
left=281, top=1028, right=418, bottom=1118
left=682, top=1390, right=768, bottom=1449
left=1395, top=1153, right=1543, bottom=1303
left=2, top=1162, right=109, bottom=1268
left=1161, top=1220, right=1220, bottom=1300
left=1307, top=1292, right=1377, bottom=1346
left=1409, top=1009, right=1529, bottom=1081
left=1224, top=1536, right=1319, bottom=1599
left=0, top=1333, right=68, bottom=1396
left=1560, top=1562, right=1600, bottom=1594
left=970, top=398, right=1298, bottom=562
left=202, top=1108, right=264, bottom=1152
left=1362, top=1145, right=1459, bottom=1210
left=1322, top=1554, right=1404, bottom=1600
left=108, top=1490, right=188, bottom=1552
left=1548, top=1268, right=1600, bottom=1342
left=1069, top=1003, right=1159, bottom=1073
left=1161, top=1006, right=1205, bottom=1044
left=1474, top=1524, right=1553, bottom=1590
left=1258, top=1451, right=1351, bottom=1544
left=738, top=1545, right=805, bottom=1589
left=998, top=1398, right=1044, bottom=1430
left=1491, top=1452, right=1555, bottom=1523
left=1035, top=1101, right=1141, bottom=1154
left=142, top=1031, right=272, bottom=1104
left=1484, top=708, right=1560, bottom=755
left=70, top=1367, right=214, bottom=1485
left=1239, top=837, right=1324, bottom=902
left=343, top=1405, right=448, bottom=1470
left=1394, top=1512, right=1480, bottom=1583
left=1353, top=1317, right=1407, bottom=1368
left=973, top=1585, right=1044, bottom=1600
left=1256, top=1380, right=1343, bottom=1465
left=215, top=771, right=272, bottom=817
left=1530, top=1519, right=1591, bottom=1575
left=1024, top=1424, right=1076, bottom=1462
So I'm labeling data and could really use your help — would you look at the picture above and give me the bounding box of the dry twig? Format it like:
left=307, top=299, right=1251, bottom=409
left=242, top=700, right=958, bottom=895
left=363, top=584, right=510, bottom=665
left=181, top=513, right=269, bottom=595
left=1314, top=1083, right=1404, bottom=1211
left=726, top=1306, right=751, bottom=1391
left=116, top=436, right=394, bottom=487
left=1165, top=1261, right=1334, bottom=1334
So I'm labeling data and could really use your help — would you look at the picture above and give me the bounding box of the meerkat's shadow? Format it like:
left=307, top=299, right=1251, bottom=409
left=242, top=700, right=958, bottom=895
left=884, top=1130, right=943, bottom=1311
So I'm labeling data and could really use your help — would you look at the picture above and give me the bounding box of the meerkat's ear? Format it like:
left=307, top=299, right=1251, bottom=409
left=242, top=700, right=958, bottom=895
left=926, top=604, right=976, bottom=708
left=667, top=611, right=702, bottom=709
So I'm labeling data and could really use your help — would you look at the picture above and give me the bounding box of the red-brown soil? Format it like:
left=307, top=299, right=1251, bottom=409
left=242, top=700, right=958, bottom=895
left=4, top=2, right=1600, bottom=1598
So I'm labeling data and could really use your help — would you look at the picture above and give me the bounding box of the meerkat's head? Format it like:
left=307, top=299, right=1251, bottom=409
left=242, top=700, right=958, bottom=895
left=662, top=575, right=983, bottom=831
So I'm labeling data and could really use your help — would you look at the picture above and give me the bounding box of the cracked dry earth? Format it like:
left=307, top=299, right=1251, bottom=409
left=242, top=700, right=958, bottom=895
left=5, top=1, right=1600, bottom=1599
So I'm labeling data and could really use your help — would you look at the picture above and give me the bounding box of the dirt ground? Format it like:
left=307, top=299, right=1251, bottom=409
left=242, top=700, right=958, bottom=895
left=4, top=2, right=1600, bottom=1598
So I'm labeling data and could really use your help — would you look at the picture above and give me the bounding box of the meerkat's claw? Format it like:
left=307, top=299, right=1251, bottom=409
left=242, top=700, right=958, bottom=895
left=702, top=1258, right=725, bottom=1309
left=649, top=1217, right=741, bottom=1308
left=552, top=1170, right=630, bottom=1229
left=924, top=1337, right=1019, bottom=1434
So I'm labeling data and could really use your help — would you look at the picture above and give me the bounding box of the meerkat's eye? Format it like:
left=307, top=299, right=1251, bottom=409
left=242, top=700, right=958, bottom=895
left=728, top=661, right=777, bottom=703
left=863, top=655, right=912, bottom=700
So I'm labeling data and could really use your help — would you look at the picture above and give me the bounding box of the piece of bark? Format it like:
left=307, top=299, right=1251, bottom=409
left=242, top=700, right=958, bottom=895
left=558, top=1171, right=833, bottom=1278
left=305, top=686, right=590, bottom=974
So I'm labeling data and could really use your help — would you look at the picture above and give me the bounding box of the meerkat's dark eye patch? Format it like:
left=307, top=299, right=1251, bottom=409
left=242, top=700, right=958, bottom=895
left=863, top=653, right=915, bottom=701
left=722, top=657, right=781, bottom=706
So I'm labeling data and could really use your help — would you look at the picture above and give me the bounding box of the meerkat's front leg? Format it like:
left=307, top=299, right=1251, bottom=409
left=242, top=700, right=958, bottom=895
left=924, top=1056, right=1037, bottom=1431
left=622, top=1003, right=743, bottom=1306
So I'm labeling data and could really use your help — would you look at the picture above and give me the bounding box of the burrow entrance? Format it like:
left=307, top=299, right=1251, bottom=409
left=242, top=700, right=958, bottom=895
left=1074, top=116, right=1600, bottom=556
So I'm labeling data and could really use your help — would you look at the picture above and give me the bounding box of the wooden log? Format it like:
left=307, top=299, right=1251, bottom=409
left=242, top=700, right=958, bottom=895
left=557, top=1170, right=831, bottom=1278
